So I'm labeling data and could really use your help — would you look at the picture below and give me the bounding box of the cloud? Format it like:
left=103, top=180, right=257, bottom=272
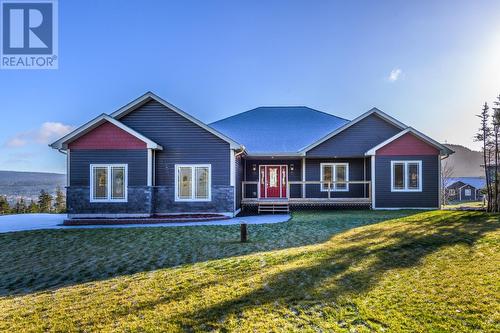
left=35, top=122, right=74, bottom=144
left=5, top=137, right=27, bottom=148
left=388, top=68, right=402, bottom=82
left=4, top=122, right=74, bottom=148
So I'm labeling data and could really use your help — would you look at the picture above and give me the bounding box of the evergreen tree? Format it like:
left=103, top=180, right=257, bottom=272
left=14, top=197, right=27, bottom=214
left=54, top=187, right=66, bottom=213
left=0, top=196, right=10, bottom=215
left=28, top=199, right=39, bottom=213
left=37, top=190, right=53, bottom=213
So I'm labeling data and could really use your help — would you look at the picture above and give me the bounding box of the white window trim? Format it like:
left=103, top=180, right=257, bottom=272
left=320, top=163, right=349, bottom=192
left=464, top=188, right=472, bottom=196
left=175, top=164, right=212, bottom=202
left=390, top=160, right=422, bottom=192
left=90, top=164, right=128, bottom=203
left=449, top=188, right=456, bottom=196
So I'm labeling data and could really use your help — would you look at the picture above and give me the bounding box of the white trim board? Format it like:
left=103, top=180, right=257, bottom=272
left=50, top=114, right=163, bottom=150
left=365, top=127, right=453, bottom=156
left=110, top=92, right=243, bottom=150
left=371, top=155, right=376, bottom=209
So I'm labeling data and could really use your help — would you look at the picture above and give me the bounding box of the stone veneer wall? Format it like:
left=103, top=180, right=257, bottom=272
left=67, top=186, right=153, bottom=216
left=153, top=185, right=234, bottom=214
left=67, top=185, right=235, bottom=216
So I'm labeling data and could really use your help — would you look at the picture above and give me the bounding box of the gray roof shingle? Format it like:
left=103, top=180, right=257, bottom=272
left=210, top=106, right=349, bottom=154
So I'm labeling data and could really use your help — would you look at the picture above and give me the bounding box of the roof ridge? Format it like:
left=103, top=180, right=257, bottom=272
left=210, top=107, right=261, bottom=125
left=300, top=106, right=350, bottom=122
left=210, top=106, right=350, bottom=125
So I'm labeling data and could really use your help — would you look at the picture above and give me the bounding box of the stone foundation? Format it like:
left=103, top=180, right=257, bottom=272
left=153, top=185, right=234, bottom=214
left=67, top=185, right=235, bottom=217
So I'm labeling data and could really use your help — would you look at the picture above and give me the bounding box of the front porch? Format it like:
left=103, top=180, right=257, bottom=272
left=239, top=158, right=373, bottom=211
left=241, top=180, right=372, bottom=211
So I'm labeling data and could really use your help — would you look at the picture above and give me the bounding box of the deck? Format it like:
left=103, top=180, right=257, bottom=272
left=241, top=180, right=372, bottom=208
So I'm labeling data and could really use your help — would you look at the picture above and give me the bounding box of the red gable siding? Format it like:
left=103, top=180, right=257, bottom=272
left=68, top=121, right=146, bottom=149
left=376, top=133, right=439, bottom=155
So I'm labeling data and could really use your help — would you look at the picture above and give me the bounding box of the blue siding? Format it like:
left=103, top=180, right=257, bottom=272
left=375, top=155, right=439, bottom=208
left=119, top=100, right=231, bottom=186
left=459, top=185, right=477, bottom=201
left=70, top=149, right=148, bottom=186
left=306, top=114, right=402, bottom=157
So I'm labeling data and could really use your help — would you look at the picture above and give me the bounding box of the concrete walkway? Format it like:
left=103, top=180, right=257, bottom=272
left=0, top=213, right=291, bottom=233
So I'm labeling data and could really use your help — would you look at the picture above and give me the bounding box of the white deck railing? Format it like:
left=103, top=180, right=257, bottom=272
left=241, top=180, right=371, bottom=203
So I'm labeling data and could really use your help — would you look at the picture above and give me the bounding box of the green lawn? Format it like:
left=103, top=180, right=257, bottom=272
left=444, top=201, right=486, bottom=209
left=0, top=210, right=498, bottom=332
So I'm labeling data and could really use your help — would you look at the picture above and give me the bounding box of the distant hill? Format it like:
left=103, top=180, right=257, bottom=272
left=0, top=170, right=66, bottom=204
left=443, top=144, right=484, bottom=177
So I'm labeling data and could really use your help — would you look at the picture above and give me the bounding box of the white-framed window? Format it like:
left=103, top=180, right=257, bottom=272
left=175, top=164, right=211, bottom=201
left=320, top=163, right=349, bottom=192
left=391, top=160, right=422, bottom=192
left=90, top=164, right=128, bottom=202
left=449, top=189, right=456, bottom=196
left=464, top=188, right=472, bottom=196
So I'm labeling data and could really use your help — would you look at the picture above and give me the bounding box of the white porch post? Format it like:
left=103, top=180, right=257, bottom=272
left=302, top=157, right=306, bottom=198
left=438, top=156, right=442, bottom=208
left=66, top=149, right=70, bottom=187
left=371, top=155, right=376, bottom=209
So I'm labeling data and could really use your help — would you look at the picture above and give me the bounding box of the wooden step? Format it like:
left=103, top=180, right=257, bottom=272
left=258, top=202, right=289, bottom=214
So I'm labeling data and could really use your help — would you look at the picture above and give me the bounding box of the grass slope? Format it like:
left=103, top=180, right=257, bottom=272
left=0, top=210, right=498, bottom=332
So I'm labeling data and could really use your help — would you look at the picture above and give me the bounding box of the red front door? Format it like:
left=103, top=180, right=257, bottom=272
left=259, top=165, right=288, bottom=198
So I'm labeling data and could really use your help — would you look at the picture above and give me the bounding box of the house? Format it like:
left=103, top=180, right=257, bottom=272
left=445, top=177, right=485, bottom=201
left=50, top=92, right=454, bottom=218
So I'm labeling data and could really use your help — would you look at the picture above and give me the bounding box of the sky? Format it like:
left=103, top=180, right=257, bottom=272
left=1, top=0, right=500, bottom=173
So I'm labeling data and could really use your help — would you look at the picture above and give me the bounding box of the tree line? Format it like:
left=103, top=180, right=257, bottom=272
left=475, top=94, right=500, bottom=212
left=0, top=187, right=65, bottom=215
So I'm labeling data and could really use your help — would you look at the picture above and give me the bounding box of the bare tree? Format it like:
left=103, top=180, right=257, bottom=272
left=493, top=95, right=500, bottom=211
left=475, top=102, right=492, bottom=211
left=441, top=161, right=455, bottom=206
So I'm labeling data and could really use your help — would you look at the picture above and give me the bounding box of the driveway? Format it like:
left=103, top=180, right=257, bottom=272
left=0, top=213, right=290, bottom=233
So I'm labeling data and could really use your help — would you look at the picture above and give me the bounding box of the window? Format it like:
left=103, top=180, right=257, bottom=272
left=175, top=164, right=211, bottom=201
left=449, top=189, right=456, bottom=196
left=391, top=161, right=422, bottom=192
left=320, top=163, right=349, bottom=191
left=464, top=189, right=472, bottom=196
left=90, top=164, right=127, bottom=202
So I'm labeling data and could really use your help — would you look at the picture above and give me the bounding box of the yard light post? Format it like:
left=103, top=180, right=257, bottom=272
left=240, top=223, right=248, bottom=242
